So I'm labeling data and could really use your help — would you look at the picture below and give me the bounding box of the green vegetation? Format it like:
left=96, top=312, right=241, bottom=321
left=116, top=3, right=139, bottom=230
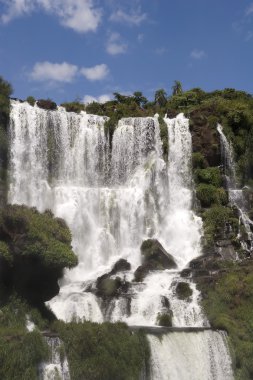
left=61, top=101, right=85, bottom=113
left=194, top=167, right=222, bottom=187
left=201, top=206, right=238, bottom=245
left=0, top=205, right=77, bottom=304
left=0, top=297, right=49, bottom=380
left=199, top=260, right=253, bottom=380
left=196, top=184, right=228, bottom=208
left=192, top=152, right=206, bottom=169
left=26, top=96, right=36, bottom=106
left=52, top=321, right=150, bottom=380
left=175, top=282, right=193, bottom=301
left=156, top=312, right=173, bottom=327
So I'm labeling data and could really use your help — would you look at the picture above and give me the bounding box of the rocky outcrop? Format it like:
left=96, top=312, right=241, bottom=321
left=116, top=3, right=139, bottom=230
left=134, top=239, right=177, bottom=282
left=175, top=282, right=193, bottom=301
left=95, top=259, right=131, bottom=299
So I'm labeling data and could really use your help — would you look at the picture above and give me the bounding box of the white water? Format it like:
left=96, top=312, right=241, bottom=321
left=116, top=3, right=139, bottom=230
left=40, top=337, right=70, bottom=380
left=148, top=331, right=233, bottom=380
left=9, top=102, right=233, bottom=379
left=217, top=124, right=253, bottom=252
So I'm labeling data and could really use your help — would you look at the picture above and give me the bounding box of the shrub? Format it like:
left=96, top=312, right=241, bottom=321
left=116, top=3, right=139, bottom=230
left=175, top=282, right=193, bottom=300
left=156, top=312, right=172, bottom=327
left=196, top=183, right=228, bottom=207
left=194, top=167, right=222, bottom=187
left=61, top=102, right=85, bottom=113
left=26, top=96, right=36, bottom=106
left=0, top=205, right=77, bottom=304
left=192, top=152, right=206, bottom=169
left=37, top=99, right=57, bottom=111
left=52, top=321, right=150, bottom=380
left=198, top=260, right=253, bottom=380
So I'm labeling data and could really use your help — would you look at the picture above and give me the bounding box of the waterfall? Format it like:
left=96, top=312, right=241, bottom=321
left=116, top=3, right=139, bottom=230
left=39, top=337, right=70, bottom=380
left=217, top=124, right=253, bottom=253
left=148, top=331, right=233, bottom=380
left=9, top=101, right=234, bottom=379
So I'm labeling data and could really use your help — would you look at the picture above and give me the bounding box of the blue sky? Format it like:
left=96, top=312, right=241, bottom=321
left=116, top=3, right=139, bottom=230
left=0, top=0, right=253, bottom=104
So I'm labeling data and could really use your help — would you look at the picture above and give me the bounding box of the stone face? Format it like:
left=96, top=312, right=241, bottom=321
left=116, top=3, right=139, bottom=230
left=156, top=311, right=173, bottom=327
left=134, top=239, right=177, bottom=282
left=95, top=259, right=131, bottom=299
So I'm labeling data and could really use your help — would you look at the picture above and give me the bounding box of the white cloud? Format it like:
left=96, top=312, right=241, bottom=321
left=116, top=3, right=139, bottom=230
left=246, top=3, right=253, bottom=16
left=190, top=49, right=206, bottom=60
left=155, top=47, right=167, bottom=55
left=83, top=94, right=111, bottom=104
left=106, top=32, right=127, bottom=55
left=80, top=63, right=109, bottom=81
left=110, top=8, right=146, bottom=26
left=137, top=33, right=144, bottom=43
left=30, top=61, right=78, bottom=82
left=0, top=0, right=102, bottom=32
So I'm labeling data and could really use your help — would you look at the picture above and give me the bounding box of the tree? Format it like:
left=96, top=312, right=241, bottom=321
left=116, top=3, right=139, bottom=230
left=133, top=91, right=148, bottom=107
left=154, top=89, right=167, bottom=107
left=0, top=205, right=78, bottom=305
left=172, top=80, right=183, bottom=96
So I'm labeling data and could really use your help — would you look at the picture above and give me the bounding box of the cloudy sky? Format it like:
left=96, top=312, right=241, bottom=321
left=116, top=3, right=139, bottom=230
left=0, top=0, right=253, bottom=104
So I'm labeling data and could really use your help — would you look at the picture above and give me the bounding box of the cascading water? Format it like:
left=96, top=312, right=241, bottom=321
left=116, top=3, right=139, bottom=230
left=9, top=102, right=234, bottom=379
left=39, top=337, right=70, bottom=380
left=217, top=124, right=253, bottom=253
left=148, top=331, right=233, bottom=380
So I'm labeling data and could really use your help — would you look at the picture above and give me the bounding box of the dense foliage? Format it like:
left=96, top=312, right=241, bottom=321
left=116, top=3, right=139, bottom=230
left=0, top=297, right=48, bottom=380
left=199, top=260, right=253, bottom=380
left=52, top=321, right=150, bottom=380
left=0, top=205, right=77, bottom=304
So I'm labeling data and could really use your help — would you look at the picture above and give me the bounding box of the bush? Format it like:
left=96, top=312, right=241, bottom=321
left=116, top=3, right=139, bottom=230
left=26, top=96, right=36, bottom=106
left=61, top=102, right=85, bottom=113
left=198, top=260, right=253, bottom=380
left=196, top=184, right=227, bottom=207
left=194, top=167, right=222, bottom=187
left=175, top=282, right=193, bottom=300
left=0, top=205, right=77, bottom=304
left=192, top=152, right=206, bottom=169
left=53, top=321, right=150, bottom=380
left=37, top=99, right=57, bottom=111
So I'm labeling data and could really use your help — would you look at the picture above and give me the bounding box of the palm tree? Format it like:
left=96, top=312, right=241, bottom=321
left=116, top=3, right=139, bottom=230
left=172, top=80, right=183, bottom=96
left=154, top=89, right=167, bottom=107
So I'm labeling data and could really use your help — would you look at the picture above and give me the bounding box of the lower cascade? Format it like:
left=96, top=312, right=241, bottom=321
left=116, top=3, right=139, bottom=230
left=40, top=337, right=70, bottom=380
left=148, top=331, right=233, bottom=380
left=8, top=101, right=234, bottom=379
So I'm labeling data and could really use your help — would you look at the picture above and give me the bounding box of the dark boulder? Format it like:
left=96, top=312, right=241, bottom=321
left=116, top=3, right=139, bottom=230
left=134, top=239, right=177, bottom=282
left=95, top=259, right=131, bottom=299
left=175, top=282, right=193, bottom=301
left=156, top=311, right=173, bottom=327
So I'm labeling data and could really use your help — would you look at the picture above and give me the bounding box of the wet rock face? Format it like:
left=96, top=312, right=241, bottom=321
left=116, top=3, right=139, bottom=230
left=189, top=111, right=221, bottom=167
left=134, top=239, right=177, bottom=282
left=95, top=259, right=131, bottom=299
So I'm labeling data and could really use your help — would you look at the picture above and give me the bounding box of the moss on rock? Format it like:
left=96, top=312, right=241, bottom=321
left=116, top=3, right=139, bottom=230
left=175, top=282, right=193, bottom=301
